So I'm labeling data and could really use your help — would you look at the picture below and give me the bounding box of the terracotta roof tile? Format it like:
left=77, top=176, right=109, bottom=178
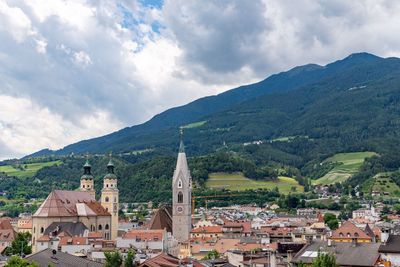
left=123, top=229, right=165, bottom=241
left=332, top=221, right=371, bottom=239
left=192, top=226, right=222, bottom=234
left=33, top=190, right=109, bottom=217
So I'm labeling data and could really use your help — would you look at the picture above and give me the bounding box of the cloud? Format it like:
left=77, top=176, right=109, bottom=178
left=1, top=0, right=400, bottom=159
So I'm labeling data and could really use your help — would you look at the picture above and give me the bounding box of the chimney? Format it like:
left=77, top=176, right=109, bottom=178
left=286, top=250, right=292, bottom=264
left=381, top=228, right=390, bottom=244
left=270, top=251, right=277, bottom=267
left=327, top=239, right=332, bottom=247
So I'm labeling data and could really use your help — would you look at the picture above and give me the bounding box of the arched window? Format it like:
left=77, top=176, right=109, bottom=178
left=105, top=197, right=109, bottom=202
left=105, top=224, right=109, bottom=230
left=347, top=232, right=351, bottom=237
left=40, top=227, right=44, bottom=234
left=178, top=191, right=183, bottom=203
left=106, top=184, right=109, bottom=188
left=178, top=179, right=183, bottom=188
left=98, top=225, right=102, bottom=230
left=114, top=197, right=117, bottom=203
left=83, top=184, right=86, bottom=188
left=33, top=227, right=36, bottom=233
left=354, top=233, right=359, bottom=237
left=339, top=232, right=343, bottom=237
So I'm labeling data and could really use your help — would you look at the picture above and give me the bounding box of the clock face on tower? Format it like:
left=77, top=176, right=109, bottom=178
left=176, top=206, right=183, bottom=213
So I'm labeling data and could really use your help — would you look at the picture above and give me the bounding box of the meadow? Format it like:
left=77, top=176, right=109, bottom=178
left=314, top=151, right=376, bottom=185
left=206, top=172, right=303, bottom=193
left=0, top=160, right=62, bottom=178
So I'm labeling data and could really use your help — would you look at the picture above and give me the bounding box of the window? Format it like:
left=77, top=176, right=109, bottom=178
left=98, top=225, right=102, bottom=230
left=105, top=224, right=109, bottom=230
left=347, top=233, right=351, bottom=237
left=106, top=184, right=109, bottom=188
left=114, top=197, right=117, bottom=203
left=105, top=196, right=109, bottom=202
left=354, top=233, right=359, bottom=237
left=40, top=227, right=44, bottom=234
left=178, top=179, right=183, bottom=188
left=83, top=185, right=85, bottom=188
left=178, top=191, right=183, bottom=203
left=33, top=227, right=36, bottom=233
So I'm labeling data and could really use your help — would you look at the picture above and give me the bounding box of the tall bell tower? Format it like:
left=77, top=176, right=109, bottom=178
left=80, top=157, right=96, bottom=199
left=101, top=155, right=119, bottom=240
left=172, top=130, right=192, bottom=242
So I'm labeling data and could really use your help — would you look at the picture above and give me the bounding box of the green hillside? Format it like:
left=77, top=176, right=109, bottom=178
left=314, top=152, right=376, bottom=185
left=0, top=160, right=62, bottom=178
left=206, top=172, right=303, bottom=193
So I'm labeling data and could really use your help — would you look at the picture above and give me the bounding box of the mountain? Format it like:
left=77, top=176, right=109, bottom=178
left=27, top=52, right=400, bottom=157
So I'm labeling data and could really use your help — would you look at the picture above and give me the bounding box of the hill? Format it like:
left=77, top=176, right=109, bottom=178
left=28, top=52, right=397, bottom=157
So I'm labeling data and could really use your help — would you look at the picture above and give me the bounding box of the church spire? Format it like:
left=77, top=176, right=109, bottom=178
left=179, top=127, right=185, bottom=153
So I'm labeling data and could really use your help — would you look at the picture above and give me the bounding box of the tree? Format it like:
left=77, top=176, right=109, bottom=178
left=5, top=232, right=32, bottom=256
left=324, top=213, right=339, bottom=230
left=203, top=249, right=220, bottom=260
left=4, top=256, right=39, bottom=267
left=104, top=251, right=123, bottom=267
left=312, top=253, right=338, bottom=267
left=124, top=249, right=136, bottom=267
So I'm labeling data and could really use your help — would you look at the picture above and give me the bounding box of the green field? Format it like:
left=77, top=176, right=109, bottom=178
left=182, top=120, right=207, bottom=129
left=206, top=172, right=303, bottom=193
left=0, top=160, right=62, bottom=178
left=314, top=152, right=376, bottom=185
left=371, top=173, right=400, bottom=195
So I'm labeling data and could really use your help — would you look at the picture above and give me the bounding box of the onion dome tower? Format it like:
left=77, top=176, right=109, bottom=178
left=80, top=156, right=96, bottom=199
left=101, top=154, right=119, bottom=240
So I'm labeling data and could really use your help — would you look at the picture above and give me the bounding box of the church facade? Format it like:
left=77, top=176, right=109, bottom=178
left=172, top=137, right=192, bottom=243
left=31, top=158, right=119, bottom=251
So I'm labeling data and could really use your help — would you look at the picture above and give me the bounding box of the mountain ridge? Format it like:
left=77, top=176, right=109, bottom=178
left=26, top=52, right=397, bottom=158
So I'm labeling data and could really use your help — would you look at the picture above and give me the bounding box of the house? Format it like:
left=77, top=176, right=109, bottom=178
left=191, top=226, right=223, bottom=239
left=26, top=248, right=103, bottom=267
left=0, top=218, right=16, bottom=254
left=116, top=229, right=168, bottom=251
left=58, top=236, right=91, bottom=255
left=17, top=217, right=32, bottom=234
left=331, top=221, right=373, bottom=243
left=291, top=240, right=380, bottom=267
left=379, top=235, right=400, bottom=266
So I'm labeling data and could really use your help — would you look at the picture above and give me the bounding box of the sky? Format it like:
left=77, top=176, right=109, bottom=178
left=1, top=0, right=400, bottom=159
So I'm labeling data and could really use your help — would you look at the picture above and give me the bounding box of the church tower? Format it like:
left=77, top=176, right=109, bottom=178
left=172, top=130, right=192, bottom=242
left=101, top=156, right=119, bottom=240
left=80, top=158, right=96, bottom=199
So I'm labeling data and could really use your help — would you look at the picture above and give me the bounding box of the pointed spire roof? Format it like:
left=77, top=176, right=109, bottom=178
left=173, top=129, right=191, bottom=184
left=179, top=127, right=185, bottom=153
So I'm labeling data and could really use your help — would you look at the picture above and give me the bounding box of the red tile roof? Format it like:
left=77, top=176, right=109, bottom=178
left=191, top=226, right=223, bottom=234
left=33, top=190, right=109, bottom=217
left=332, top=221, right=372, bottom=240
left=59, top=236, right=88, bottom=246
left=123, top=229, right=165, bottom=241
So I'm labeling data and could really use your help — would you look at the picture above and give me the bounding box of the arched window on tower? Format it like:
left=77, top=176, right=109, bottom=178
left=105, top=224, right=109, bottom=230
left=178, top=191, right=183, bottom=203
left=178, top=179, right=183, bottom=188
left=98, top=225, right=102, bottom=231
left=105, top=197, right=109, bottom=202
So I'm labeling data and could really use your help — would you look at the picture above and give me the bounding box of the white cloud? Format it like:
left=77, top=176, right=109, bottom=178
left=1, top=0, right=400, bottom=159
left=0, top=95, right=122, bottom=159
